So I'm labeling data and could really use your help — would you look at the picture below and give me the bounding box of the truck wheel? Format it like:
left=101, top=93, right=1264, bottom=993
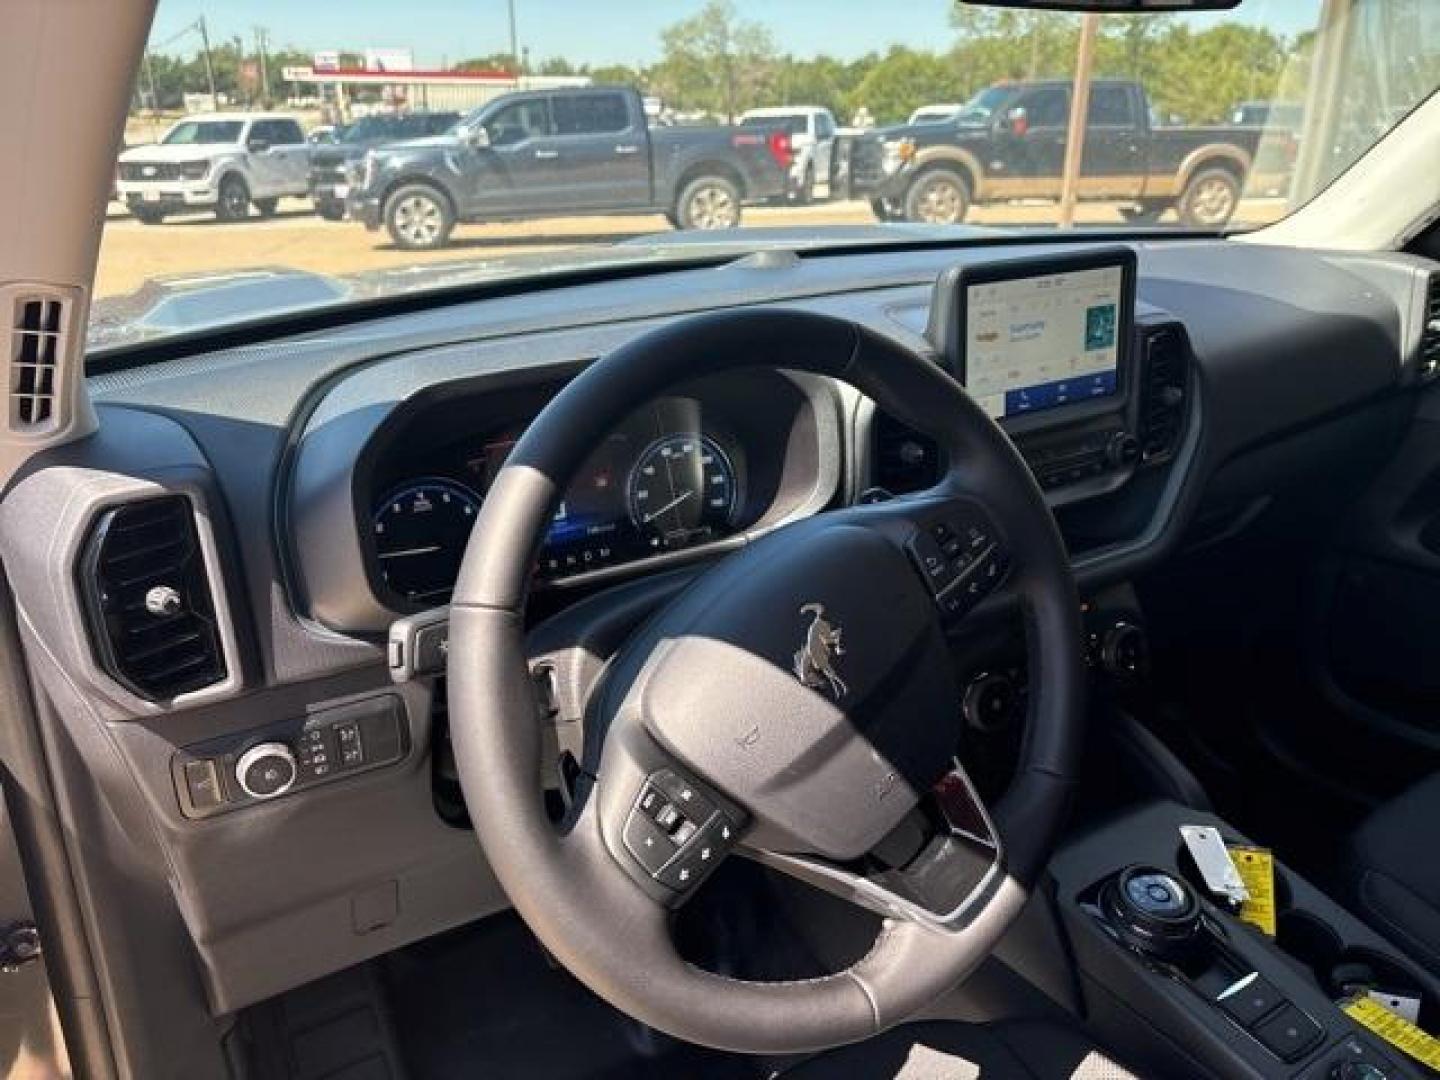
left=904, top=168, right=970, bottom=224
left=676, top=176, right=741, bottom=230
left=1178, top=167, right=1240, bottom=228
left=131, top=207, right=166, bottom=225
left=215, top=175, right=251, bottom=222
left=869, top=197, right=903, bottom=223
left=385, top=184, right=455, bottom=249
left=792, top=165, right=814, bottom=207
left=253, top=197, right=279, bottom=218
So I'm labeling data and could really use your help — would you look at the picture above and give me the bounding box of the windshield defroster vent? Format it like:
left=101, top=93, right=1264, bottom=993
left=9, top=293, right=67, bottom=431
left=78, top=495, right=227, bottom=701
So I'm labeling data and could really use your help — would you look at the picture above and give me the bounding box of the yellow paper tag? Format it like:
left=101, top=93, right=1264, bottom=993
left=1226, top=844, right=1277, bottom=937
left=1343, top=994, right=1440, bottom=1072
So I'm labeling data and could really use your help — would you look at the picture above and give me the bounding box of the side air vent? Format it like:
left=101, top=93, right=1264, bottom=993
left=1138, top=325, right=1191, bottom=465
left=872, top=411, right=941, bottom=495
left=9, top=292, right=67, bottom=432
left=1421, top=275, right=1440, bottom=380
left=78, top=495, right=227, bottom=701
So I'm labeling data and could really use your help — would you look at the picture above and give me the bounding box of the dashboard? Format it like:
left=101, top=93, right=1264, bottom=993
left=7, top=236, right=1433, bottom=1036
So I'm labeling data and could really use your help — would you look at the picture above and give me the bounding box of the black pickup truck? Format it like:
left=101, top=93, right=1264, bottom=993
left=852, top=79, right=1274, bottom=228
left=309, top=112, right=460, bottom=220
left=348, top=86, right=791, bottom=249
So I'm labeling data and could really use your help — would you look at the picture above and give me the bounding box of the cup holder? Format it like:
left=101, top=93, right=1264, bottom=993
left=1277, top=910, right=1438, bottom=1030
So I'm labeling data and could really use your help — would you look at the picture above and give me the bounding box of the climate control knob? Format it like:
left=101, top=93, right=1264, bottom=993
left=235, top=742, right=297, bottom=800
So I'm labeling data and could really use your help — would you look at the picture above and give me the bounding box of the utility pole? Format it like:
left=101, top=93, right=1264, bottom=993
left=197, top=15, right=218, bottom=108
left=142, top=48, right=159, bottom=112
left=1057, top=13, right=1099, bottom=229
left=255, top=27, right=271, bottom=105
left=507, top=0, right=520, bottom=75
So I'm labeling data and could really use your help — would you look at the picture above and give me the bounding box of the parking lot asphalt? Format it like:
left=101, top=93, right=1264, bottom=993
left=96, top=196, right=1287, bottom=298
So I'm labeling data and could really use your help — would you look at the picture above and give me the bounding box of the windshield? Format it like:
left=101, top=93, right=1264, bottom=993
left=741, top=114, right=808, bottom=134
left=96, top=0, right=1439, bottom=351
left=161, top=120, right=244, bottom=145
left=955, top=86, right=1013, bottom=123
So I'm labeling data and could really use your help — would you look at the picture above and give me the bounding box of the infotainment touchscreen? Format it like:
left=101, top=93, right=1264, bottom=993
left=965, top=264, right=1124, bottom=419
left=927, top=248, right=1136, bottom=424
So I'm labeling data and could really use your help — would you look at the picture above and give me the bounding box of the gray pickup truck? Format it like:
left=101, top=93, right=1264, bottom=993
left=348, top=86, right=792, bottom=249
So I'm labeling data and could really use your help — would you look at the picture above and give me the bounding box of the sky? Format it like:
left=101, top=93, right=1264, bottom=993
left=148, top=0, right=1320, bottom=69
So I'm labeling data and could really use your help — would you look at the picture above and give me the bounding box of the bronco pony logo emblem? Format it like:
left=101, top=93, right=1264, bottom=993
left=793, top=603, right=848, bottom=699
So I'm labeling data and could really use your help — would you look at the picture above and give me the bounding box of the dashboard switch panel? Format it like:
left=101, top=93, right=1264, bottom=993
left=172, top=694, right=409, bottom=819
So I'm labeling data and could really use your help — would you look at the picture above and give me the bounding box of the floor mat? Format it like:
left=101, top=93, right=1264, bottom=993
left=380, top=912, right=768, bottom=1080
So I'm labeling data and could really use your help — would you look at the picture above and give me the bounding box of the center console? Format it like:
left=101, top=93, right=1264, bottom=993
left=1050, top=801, right=1440, bottom=1079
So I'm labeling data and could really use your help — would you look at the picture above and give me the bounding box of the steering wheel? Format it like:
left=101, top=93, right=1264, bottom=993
left=448, top=309, right=1085, bottom=1055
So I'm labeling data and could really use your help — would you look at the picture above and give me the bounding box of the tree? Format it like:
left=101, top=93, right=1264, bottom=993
left=652, top=0, right=777, bottom=121
left=849, top=47, right=966, bottom=125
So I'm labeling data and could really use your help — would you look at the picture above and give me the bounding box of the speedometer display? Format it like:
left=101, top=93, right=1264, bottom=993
left=371, top=479, right=480, bottom=604
left=627, top=434, right=737, bottom=551
left=370, top=398, right=756, bottom=605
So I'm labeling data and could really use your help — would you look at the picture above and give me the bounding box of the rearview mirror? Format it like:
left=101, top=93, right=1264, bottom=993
left=247, top=139, right=271, bottom=153
left=467, top=126, right=491, bottom=149
left=958, top=0, right=1237, bottom=10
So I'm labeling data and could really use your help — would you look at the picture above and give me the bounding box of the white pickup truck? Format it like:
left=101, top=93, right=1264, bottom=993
left=116, top=112, right=311, bottom=224
left=738, top=106, right=838, bottom=204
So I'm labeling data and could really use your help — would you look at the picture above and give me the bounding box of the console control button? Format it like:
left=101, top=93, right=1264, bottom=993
left=1254, top=1004, right=1323, bottom=1062
left=334, top=721, right=364, bottom=767
left=1217, top=973, right=1284, bottom=1029
left=235, top=742, right=298, bottom=800
left=183, top=758, right=224, bottom=811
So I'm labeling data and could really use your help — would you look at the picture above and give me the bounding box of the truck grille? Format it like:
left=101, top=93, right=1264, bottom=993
left=849, top=137, right=886, bottom=192
left=118, top=162, right=186, bottom=182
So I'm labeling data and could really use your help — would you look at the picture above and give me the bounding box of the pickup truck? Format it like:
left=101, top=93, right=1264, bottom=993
left=309, top=111, right=460, bottom=220
left=851, top=80, right=1272, bottom=228
left=739, top=106, right=838, bottom=204
left=348, top=86, right=792, bottom=249
left=116, top=112, right=311, bottom=224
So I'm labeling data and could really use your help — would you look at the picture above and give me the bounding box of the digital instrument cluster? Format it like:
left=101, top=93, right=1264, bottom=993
left=368, top=399, right=747, bottom=605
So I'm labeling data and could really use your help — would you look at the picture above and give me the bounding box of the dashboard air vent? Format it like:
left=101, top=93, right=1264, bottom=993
left=872, top=411, right=940, bottom=495
left=1421, top=275, right=1440, bottom=380
left=1138, top=325, right=1190, bottom=465
left=78, top=495, right=227, bottom=701
left=9, top=292, right=67, bottom=431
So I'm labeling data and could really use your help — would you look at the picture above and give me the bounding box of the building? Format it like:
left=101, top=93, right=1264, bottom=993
left=278, top=66, right=592, bottom=115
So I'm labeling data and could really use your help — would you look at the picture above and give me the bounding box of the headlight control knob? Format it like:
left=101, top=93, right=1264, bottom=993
left=235, top=742, right=297, bottom=800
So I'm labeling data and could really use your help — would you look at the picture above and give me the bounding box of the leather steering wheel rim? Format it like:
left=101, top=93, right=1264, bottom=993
left=447, top=308, right=1085, bottom=1054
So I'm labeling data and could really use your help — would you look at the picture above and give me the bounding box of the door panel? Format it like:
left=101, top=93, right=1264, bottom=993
left=549, top=92, right=648, bottom=209
left=994, top=85, right=1069, bottom=197
left=473, top=98, right=556, bottom=215
left=1081, top=85, right=1145, bottom=198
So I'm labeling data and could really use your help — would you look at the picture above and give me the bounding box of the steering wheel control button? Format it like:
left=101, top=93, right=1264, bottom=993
left=235, top=742, right=298, bottom=800
left=1216, top=972, right=1284, bottom=1030
left=1253, top=1004, right=1323, bottom=1062
left=623, top=813, right=676, bottom=876
left=908, top=509, right=1011, bottom=621
left=652, top=770, right=717, bottom=823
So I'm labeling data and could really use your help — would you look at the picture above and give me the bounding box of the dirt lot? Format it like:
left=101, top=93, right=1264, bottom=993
left=94, top=196, right=1287, bottom=299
